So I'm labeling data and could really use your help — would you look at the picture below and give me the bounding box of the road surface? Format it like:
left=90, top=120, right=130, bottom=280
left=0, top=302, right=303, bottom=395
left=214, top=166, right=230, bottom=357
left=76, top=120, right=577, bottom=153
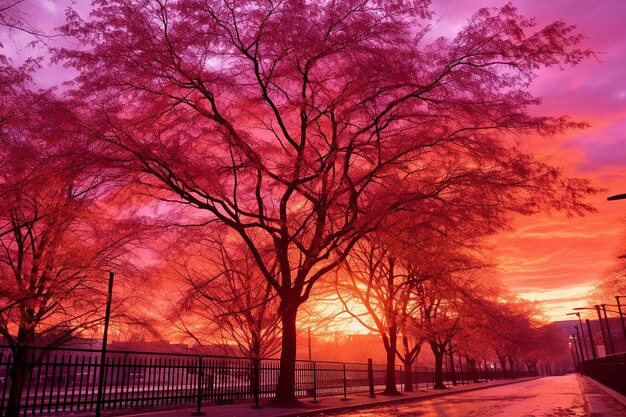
left=331, top=375, right=620, bottom=417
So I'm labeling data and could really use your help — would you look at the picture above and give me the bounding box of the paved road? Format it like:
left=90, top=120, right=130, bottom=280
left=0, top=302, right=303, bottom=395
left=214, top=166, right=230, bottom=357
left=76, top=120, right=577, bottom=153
left=331, top=376, right=593, bottom=417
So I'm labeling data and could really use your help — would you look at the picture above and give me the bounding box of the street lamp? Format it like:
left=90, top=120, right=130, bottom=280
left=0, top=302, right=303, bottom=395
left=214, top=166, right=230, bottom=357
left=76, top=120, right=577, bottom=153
left=574, top=306, right=610, bottom=356
left=585, top=319, right=597, bottom=359
left=574, top=326, right=586, bottom=366
left=571, top=334, right=582, bottom=372
left=615, top=296, right=626, bottom=344
left=567, top=312, right=590, bottom=360
left=600, top=304, right=616, bottom=354
left=599, top=303, right=626, bottom=354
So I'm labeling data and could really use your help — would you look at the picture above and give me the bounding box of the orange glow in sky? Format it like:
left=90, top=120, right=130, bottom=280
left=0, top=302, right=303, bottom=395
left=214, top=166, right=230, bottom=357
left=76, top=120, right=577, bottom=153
left=430, top=0, right=626, bottom=321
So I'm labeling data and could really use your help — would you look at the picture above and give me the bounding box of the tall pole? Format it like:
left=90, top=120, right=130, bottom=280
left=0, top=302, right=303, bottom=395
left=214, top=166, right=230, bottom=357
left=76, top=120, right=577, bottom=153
left=575, top=314, right=590, bottom=360
left=595, top=305, right=609, bottom=355
left=308, top=328, right=312, bottom=361
left=574, top=327, right=584, bottom=359
left=615, top=296, right=626, bottom=344
left=95, top=271, right=114, bottom=417
left=571, top=335, right=581, bottom=371
left=585, top=319, right=597, bottom=359
left=575, top=326, right=585, bottom=372
left=601, top=304, right=616, bottom=354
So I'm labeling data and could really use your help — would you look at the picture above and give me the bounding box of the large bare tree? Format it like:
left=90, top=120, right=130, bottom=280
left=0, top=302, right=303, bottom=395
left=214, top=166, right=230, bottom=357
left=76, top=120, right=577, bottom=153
left=59, top=0, right=596, bottom=402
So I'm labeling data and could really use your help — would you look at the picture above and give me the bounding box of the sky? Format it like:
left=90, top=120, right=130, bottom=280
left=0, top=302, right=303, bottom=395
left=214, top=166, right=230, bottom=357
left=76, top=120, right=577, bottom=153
left=3, top=0, right=625, bottom=323
left=429, top=0, right=626, bottom=321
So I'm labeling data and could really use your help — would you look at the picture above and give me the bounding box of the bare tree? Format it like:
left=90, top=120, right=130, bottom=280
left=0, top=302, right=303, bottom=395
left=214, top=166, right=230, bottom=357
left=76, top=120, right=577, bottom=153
left=59, top=1, right=596, bottom=402
left=164, top=229, right=281, bottom=359
left=0, top=91, right=145, bottom=417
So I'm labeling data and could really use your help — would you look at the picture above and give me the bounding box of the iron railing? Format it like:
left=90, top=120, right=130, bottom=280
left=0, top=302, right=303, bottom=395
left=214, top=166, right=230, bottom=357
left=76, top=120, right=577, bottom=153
left=576, top=352, right=626, bottom=395
left=0, top=345, right=534, bottom=416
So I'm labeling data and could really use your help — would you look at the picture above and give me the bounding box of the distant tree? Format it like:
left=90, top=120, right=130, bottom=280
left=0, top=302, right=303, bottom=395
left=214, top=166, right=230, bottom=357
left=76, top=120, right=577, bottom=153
left=335, top=213, right=485, bottom=393
left=335, top=236, right=416, bottom=395
left=479, top=297, right=543, bottom=377
left=416, top=263, right=499, bottom=389
left=60, top=0, right=597, bottom=402
left=164, top=229, right=281, bottom=359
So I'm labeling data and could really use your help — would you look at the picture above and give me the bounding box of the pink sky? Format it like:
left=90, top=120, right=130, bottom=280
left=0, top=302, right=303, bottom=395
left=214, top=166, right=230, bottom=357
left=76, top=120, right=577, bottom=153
left=4, top=0, right=625, bottom=322
left=430, top=0, right=626, bottom=320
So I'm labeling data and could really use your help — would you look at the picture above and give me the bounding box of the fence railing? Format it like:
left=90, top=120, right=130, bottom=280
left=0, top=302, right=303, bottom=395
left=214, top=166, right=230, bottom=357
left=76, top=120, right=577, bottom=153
left=576, top=352, right=626, bottom=395
left=0, top=345, right=534, bottom=416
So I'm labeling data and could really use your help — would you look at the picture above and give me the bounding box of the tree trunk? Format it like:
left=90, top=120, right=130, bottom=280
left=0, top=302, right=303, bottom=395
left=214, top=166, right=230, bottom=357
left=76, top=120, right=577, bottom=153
left=382, top=326, right=400, bottom=395
left=6, top=346, right=30, bottom=417
left=400, top=336, right=417, bottom=392
left=467, top=357, right=479, bottom=383
left=449, top=350, right=457, bottom=386
left=484, top=359, right=489, bottom=382
left=274, top=303, right=299, bottom=404
left=508, top=358, right=516, bottom=379
left=432, top=346, right=445, bottom=389
left=402, top=358, right=414, bottom=392
left=499, top=357, right=507, bottom=379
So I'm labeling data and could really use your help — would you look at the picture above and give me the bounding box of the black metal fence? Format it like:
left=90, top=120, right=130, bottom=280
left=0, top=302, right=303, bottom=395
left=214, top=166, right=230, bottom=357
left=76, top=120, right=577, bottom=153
left=0, top=345, right=533, bottom=416
left=577, top=352, right=626, bottom=395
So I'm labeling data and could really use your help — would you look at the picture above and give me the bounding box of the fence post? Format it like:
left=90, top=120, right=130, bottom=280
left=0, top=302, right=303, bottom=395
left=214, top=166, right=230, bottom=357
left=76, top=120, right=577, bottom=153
left=367, top=358, right=375, bottom=398
left=251, top=358, right=261, bottom=409
left=311, top=361, right=320, bottom=403
left=191, top=355, right=206, bottom=416
left=341, top=363, right=349, bottom=401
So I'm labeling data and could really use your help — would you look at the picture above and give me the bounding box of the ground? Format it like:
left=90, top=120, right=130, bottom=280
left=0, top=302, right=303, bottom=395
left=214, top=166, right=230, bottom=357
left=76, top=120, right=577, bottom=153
left=330, top=375, right=618, bottom=417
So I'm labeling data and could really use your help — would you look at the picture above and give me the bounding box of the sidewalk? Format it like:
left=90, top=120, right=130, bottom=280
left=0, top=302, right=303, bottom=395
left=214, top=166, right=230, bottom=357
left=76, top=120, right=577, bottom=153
left=112, top=377, right=539, bottom=417
left=578, top=376, right=626, bottom=416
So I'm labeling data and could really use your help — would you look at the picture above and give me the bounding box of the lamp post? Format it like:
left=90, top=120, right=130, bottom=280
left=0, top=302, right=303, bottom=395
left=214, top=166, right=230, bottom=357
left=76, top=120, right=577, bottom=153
left=615, top=296, right=626, bottom=344
left=585, top=319, right=597, bottom=359
left=600, top=304, right=616, bottom=354
left=599, top=304, right=626, bottom=353
left=571, top=334, right=582, bottom=371
left=574, top=326, right=586, bottom=369
left=567, top=312, right=589, bottom=360
left=574, top=306, right=609, bottom=356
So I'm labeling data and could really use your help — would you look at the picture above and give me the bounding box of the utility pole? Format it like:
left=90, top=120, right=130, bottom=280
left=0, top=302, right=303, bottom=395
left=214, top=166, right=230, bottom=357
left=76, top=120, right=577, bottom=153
left=95, top=272, right=114, bottom=417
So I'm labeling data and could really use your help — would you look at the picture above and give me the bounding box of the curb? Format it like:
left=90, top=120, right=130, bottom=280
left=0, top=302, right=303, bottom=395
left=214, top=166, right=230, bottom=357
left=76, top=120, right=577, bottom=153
left=274, top=377, right=542, bottom=417
left=576, top=375, right=626, bottom=417
left=584, top=377, right=626, bottom=407
left=576, top=375, right=593, bottom=416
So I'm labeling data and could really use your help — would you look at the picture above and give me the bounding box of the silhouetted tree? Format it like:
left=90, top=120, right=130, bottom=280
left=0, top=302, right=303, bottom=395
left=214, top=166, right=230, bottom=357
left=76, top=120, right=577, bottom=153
left=59, top=0, right=596, bottom=402
left=164, top=229, right=281, bottom=358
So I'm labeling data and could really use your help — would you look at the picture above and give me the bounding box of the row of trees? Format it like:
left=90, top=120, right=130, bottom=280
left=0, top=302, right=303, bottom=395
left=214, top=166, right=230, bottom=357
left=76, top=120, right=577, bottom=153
left=1, top=0, right=596, bottom=410
left=162, top=222, right=568, bottom=393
